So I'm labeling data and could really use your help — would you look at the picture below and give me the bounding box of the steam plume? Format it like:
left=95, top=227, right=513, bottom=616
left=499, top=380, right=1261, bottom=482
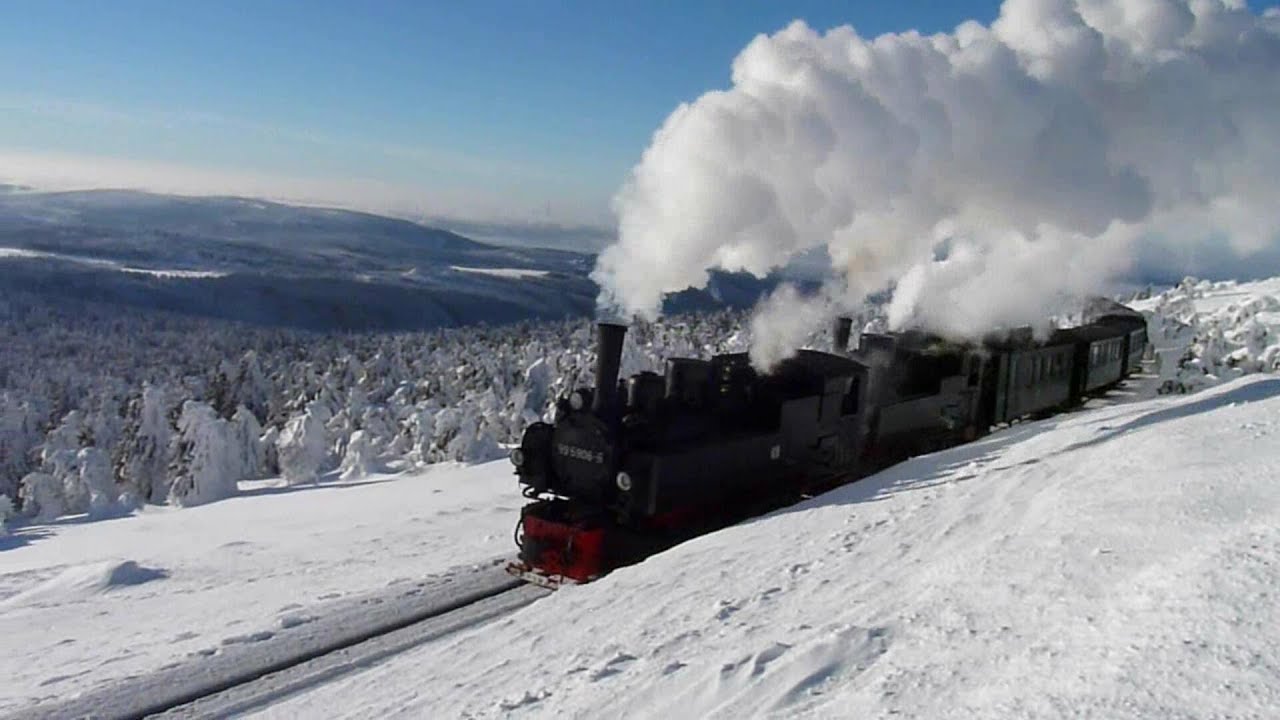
left=593, top=0, right=1280, bottom=366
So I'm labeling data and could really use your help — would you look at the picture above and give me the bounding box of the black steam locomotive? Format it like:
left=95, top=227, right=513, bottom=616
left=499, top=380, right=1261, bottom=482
left=508, top=305, right=1148, bottom=587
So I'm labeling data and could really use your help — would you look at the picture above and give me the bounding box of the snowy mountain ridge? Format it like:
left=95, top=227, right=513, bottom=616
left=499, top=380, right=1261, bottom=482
left=0, top=189, right=779, bottom=332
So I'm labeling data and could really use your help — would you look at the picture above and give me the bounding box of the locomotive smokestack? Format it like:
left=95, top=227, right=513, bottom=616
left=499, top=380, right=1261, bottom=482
left=593, top=322, right=627, bottom=413
left=833, top=316, right=853, bottom=352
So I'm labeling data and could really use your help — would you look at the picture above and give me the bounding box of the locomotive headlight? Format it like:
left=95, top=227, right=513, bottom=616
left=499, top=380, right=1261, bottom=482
left=615, top=471, right=633, bottom=492
left=509, top=448, right=525, bottom=467
left=569, top=390, right=587, bottom=411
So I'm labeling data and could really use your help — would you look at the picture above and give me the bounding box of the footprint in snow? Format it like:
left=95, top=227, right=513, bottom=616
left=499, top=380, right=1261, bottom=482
left=498, top=689, right=551, bottom=711
left=221, top=630, right=275, bottom=645
left=714, top=600, right=740, bottom=621
left=278, top=613, right=317, bottom=630
left=590, top=652, right=637, bottom=681
left=749, top=642, right=793, bottom=676
left=757, top=586, right=783, bottom=602
left=38, top=670, right=91, bottom=687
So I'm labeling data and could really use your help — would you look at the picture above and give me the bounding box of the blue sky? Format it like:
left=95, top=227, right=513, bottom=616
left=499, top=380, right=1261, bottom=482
left=1, top=1, right=1007, bottom=228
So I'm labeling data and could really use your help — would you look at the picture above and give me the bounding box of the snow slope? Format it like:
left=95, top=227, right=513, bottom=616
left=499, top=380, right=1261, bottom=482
left=0, top=462, right=523, bottom=713
left=258, top=375, right=1280, bottom=719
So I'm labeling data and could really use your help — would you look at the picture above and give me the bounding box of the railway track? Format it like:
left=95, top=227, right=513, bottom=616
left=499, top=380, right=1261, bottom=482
left=9, top=564, right=548, bottom=720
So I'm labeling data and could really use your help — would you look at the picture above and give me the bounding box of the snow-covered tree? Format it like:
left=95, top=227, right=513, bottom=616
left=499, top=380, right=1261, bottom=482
left=117, top=384, right=175, bottom=504
left=0, top=494, right=13, bottom=534
left=19, top=472, right=64, bottom=522
left=338, top=429, right=379, bottom=480
left=0, top=393, right=43, bottom=502
left=168, top=401, right=241, bottom=506
left=260, top=425, right=281, bottom=476
left=38, top=410, right=89, bottom=514
left=277, top=401, right=330, bottom=485
left=78, top=447, right=116, bottom=517
left=230, top=405, right=265, bottom=480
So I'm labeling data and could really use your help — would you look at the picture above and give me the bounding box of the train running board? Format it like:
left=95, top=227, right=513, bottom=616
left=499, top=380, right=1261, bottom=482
left=504, top=561, right=591, bottom=590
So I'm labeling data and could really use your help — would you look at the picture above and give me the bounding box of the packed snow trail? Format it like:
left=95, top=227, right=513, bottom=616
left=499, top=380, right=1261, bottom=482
left=162, top=584, right=548, bottom=719
left=8, top=566, right=540, bottom=720
left=256, top=376, right=1280, bottom=719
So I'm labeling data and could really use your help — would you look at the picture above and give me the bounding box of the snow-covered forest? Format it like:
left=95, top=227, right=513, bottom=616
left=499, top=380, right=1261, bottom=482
left=0, top=287, right=759, bottom=520
left=3, top=276, right=1278, bottom=525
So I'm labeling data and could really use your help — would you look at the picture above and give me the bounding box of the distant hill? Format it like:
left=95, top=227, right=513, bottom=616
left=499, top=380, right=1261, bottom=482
left=0, top=190, right=779, bottom=331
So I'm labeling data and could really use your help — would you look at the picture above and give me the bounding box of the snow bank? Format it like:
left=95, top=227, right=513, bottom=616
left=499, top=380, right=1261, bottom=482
left=263, top=375, right=1280, bottom=719
left=0, top=560, right=167, bottom=610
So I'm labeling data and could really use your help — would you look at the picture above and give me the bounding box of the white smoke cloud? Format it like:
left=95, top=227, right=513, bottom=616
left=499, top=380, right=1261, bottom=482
left=747, top=283, right=835, bottom=369
left=593, top=0, right=1280, bottom=365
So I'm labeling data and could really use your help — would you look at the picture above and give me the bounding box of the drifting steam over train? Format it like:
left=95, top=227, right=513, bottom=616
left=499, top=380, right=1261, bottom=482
left=508, top=302, right=1148, bottom=587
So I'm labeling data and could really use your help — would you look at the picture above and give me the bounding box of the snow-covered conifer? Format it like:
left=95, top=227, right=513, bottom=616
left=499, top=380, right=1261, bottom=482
left=118, top=384, right=176, bottom=504
left=77, top=447, right=116, bottom=517
left=230, top=405, right=265, bottom=480
left=0, top=493, right=13, bottom=533
left=260, top=425, right=281, bottom=476
left=0, top=393, right=42, bottom=502
left=277, top=401, right=330, bottom=485
left=168, top=401, right=240, bottom=506
left=19, top=472, right=64, bottom=522
left=338, top=429, right=379, bottom=480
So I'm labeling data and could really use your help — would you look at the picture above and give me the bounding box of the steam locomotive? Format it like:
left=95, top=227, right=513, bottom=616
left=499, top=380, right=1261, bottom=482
left=508, top=304, right=1148, bottom=587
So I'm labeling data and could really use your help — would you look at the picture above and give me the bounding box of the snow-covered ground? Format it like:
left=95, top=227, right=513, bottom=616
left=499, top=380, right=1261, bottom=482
left=451, top=266, right=551, bottom=279
left=0, top=245, right=230, bottom=278
left=0, top=463, right=523, bottom=713
left=256, top=374, right=1280, bottom=719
